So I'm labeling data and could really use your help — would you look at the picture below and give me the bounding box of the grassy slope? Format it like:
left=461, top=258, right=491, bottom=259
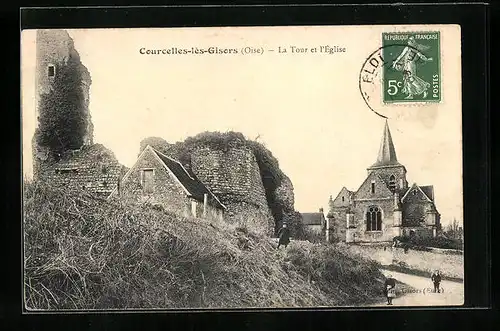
left=24, top=181, right=386, bottom=310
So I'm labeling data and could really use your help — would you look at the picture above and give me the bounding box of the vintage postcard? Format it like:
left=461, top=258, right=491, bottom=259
left=21, top=25, right=463, bottom=310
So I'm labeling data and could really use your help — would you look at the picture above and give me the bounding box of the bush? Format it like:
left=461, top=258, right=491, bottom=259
left=301, top=227, right=325, bottom=244
left=24, top=180, right=387, bottom=309
left=284, top=243, right=385, bottom=305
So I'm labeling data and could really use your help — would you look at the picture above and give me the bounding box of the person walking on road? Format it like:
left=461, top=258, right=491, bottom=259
left=384, top=274, right=397, bottom=305
left=431, top=270, right=442, bottom=293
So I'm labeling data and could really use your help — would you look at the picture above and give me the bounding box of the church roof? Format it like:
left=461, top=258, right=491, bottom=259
left=419, top=185, right=435, bottom=201
left=369, top=120, right=402, bottom=168
left=401, top=183, right=435, bottom=203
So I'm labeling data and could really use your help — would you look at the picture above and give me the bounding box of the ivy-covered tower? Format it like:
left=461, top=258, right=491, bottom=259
left=33, top=29, right=93, bottom=177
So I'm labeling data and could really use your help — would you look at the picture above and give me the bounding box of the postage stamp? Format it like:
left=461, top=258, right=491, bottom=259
left=382, top=31, right=441, bottom=103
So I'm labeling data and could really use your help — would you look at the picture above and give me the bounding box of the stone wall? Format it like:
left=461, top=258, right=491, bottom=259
left=345, top=244, right=464, bottom=279
left=328, top=208, right=348, bottom=242
left=190, top=144, right=274, bottom=234
left=367, top=165, right=408, bottom=191
left=37, top=144, right=125, bottom=198
left=349, top=198, right=398, bottom=243
left=402, top=188, right=434, bottom=226
left=190, top=145, right=269, bottom=207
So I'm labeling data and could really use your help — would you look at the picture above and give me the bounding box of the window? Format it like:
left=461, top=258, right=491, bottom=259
left=412, top=189, right=418, bottom=196
left=47, top=65, right=55, bottom=77
left=342, top=196, right=345, bottom=202
left=366, top=206, right=382, bottom=231
left=389, top=175, right=396, bottom=192
left=371, top=181, right=375, bottom=194
left=142, top=169, right=154, bottom=193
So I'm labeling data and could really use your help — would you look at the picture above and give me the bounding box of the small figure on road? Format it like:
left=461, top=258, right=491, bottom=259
left=431, top=270, right=442, bottom=293
left=277, top=223, right=290, bottom=249
left=384, top=274, right=397, bottom=305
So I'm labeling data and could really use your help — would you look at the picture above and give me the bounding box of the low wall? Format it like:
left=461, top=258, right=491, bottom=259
left=344, top=244, right=464, bottom=280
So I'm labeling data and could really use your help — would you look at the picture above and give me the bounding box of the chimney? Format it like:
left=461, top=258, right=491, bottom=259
left=319, top=207, right=324, bottom=213
left=203, top=193, right=208, bottom=217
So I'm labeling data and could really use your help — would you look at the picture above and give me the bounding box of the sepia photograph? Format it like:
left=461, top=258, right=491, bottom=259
left=21, top=25, right=464, bottom=310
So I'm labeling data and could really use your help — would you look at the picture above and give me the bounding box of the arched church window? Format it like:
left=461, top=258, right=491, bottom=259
left=342, top=196, right=345, bottom=202
left=389, top=175, right=396, bottom=192
left=366, top=206, right=382, bottom=231
left=371, top=181, right=375, bottom=194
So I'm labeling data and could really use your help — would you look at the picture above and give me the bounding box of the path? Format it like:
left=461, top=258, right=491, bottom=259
left=371, top=269, right=464, bottom=307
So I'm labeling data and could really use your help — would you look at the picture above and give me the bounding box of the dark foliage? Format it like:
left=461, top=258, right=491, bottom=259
left=35, top=50, right=90, bottom=155
left=138, top=137, right=171, bottom=157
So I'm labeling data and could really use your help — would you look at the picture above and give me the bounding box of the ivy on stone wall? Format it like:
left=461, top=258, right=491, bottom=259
left=139, top=137, right=171, bottom=157
left=35, top=49, right=90, bottom=156
left=139, top=131, right=295, bottom=234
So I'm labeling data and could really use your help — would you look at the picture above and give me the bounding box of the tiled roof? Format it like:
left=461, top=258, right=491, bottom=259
left=419, top=185, right=434, bottom=201
left=301, top=212, right=325, bottom=225
left=369, top=120, right=402, bottom=168
left=152, top=148, right=225, bottom=210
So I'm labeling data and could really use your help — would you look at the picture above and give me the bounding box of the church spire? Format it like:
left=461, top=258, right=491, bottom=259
left=372, top=120, right=400, bottom=167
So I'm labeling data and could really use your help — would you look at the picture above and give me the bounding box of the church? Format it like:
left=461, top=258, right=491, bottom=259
left=326, top=120, right=441, bottom=243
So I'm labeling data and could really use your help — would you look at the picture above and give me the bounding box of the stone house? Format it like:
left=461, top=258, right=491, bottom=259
left=300, top=209, right=327, bottom=236
left=327, top=120, right=441, bottom=243
left=35, top=144, right=126, bottom=198
left=111, top=145, right=226, bottom=222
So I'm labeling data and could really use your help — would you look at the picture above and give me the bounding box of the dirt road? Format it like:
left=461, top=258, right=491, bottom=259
left=371, top=269, right=464, bottom=307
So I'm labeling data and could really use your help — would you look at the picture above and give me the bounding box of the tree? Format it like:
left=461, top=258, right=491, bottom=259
left=445, top=218, right=460, bottom=239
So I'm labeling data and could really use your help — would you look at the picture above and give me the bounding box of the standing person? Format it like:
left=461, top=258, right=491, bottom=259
left=391, top=36, right=434, bottom=100
left=384, top=274, right=397, bottom=305
left=431, top=270, right=442, bottom=293
left=277, top=223, right=291, bottom=249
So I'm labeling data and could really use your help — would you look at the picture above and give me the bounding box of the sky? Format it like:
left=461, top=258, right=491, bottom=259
left=21, top=26, right=463, bottom=226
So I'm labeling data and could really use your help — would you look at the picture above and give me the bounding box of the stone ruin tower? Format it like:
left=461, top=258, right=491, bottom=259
left=33, top=29, right=93, bottom=177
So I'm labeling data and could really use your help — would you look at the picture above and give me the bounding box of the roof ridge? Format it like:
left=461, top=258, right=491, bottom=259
left=150, top=146, right=226, bottom=210
left=151, top=147, right=195, bottom=180
left=401, top=183, right=433, bottom=202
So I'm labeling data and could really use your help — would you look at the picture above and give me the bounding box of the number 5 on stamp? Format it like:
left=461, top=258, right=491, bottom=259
left=382, top=31, right=441, bottom=103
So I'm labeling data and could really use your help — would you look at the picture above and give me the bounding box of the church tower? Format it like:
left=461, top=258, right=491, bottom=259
left=366, top=120, right=408, bottom=192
